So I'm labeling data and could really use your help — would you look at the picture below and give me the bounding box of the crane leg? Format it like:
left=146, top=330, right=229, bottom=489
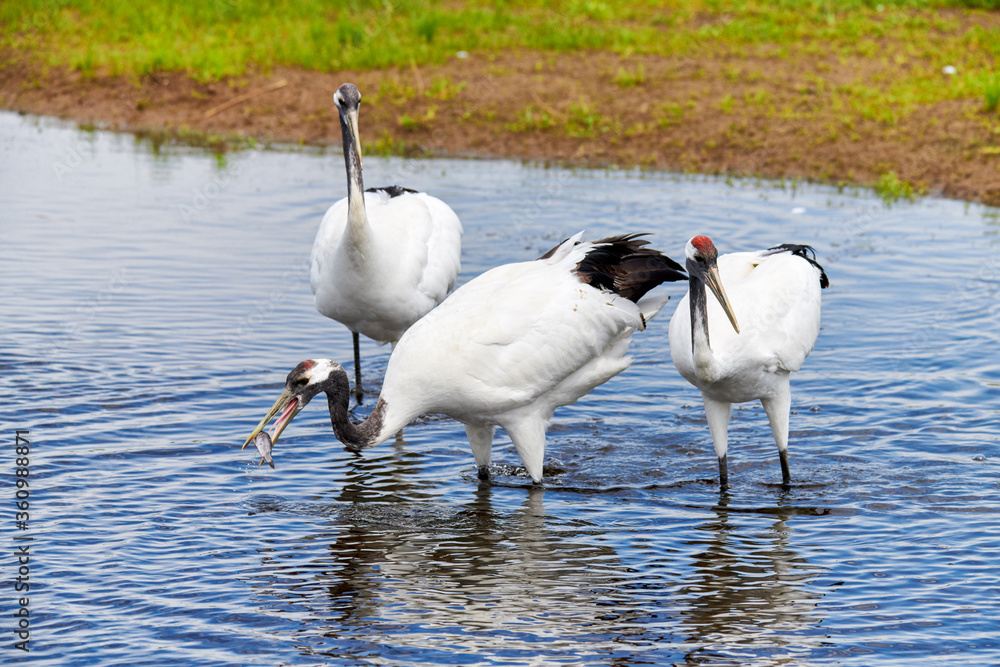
left=703, top=395, right=732, bottom=491
left=762, top=389, right=792, bottom=489
left=352, top=331, right=363, bottom=405
left=465, top=423, right=496, bottom=481
left=503, top=418, right=546, bottom=484
left=779, top=450, right=791, bottom=489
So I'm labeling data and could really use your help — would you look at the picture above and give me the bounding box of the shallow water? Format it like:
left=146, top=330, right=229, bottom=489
left=2, top=111, right=999, bottom=666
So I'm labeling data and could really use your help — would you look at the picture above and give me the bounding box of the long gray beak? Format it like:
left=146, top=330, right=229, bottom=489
left=242, top=388, right=300, bottom=466
left=704, top=264, right=740, bottom=334
left=347, top=107, right=363, bottom=171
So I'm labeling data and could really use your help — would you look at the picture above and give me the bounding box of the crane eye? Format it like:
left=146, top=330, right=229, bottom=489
left=292, top=377, right=308, bottom=387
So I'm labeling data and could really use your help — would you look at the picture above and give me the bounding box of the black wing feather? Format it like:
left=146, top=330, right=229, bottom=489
left=574, top=233, right=687, bottom=303
left=765, top=243, right=830, bottom=288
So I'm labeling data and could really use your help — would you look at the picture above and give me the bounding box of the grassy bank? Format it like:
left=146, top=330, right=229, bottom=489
left=2, top=1, right=1000, bottom=204
left=3, top=1, right=999, bottom=100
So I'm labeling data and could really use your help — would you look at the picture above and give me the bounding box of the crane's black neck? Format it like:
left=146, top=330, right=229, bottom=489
left=689, top=272, right=711, bottom=352
left=323, top=368, right=385, bottom=451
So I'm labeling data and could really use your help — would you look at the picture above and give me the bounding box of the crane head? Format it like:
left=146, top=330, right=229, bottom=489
left=241, top=359, right=344, bottom=463
left=334, top=83, right=363, bottom=171
left=686, top=236, right=740, bottom=335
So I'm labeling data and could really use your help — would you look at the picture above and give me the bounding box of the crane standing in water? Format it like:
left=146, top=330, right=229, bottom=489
left=246, top=233, right=686, bottom=484
left=668, top=236, right=828, bottom=491
left=310, top=83, right=463, bottom=404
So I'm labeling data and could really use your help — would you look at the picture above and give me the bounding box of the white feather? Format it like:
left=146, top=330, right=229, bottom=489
left=310, top=189, right=462, bottom=344
left=375, top=235, right=654, bottom=482
left=668, top=240, right=825, bottom=488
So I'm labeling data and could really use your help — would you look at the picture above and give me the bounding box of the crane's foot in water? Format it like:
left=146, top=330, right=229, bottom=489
left=779, top=449, right=791, bottom=490
left=718, top=454, right=730, bottom=492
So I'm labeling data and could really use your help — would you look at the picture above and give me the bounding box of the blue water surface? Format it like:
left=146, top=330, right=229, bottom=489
left=1, top=111, right=999, bottom=666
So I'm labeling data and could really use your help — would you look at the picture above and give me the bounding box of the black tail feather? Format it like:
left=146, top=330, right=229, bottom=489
left=575, top=233, right=687, bottom=303
left=765, top=243, right=830, bottom=289
left=366, top=185, right=418, bottom=198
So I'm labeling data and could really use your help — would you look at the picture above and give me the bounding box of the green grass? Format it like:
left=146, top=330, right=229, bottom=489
left=613, top=63, right=645, bottom=88
left=656, top=102, right=688, bottom=128
left=507, top=106, right=557, bottom=132
left=366, top=130, right=410, bottom=156
left=873, top=170, right=919, bottom=205
left=507, top=100, right=619, bottom=137
left=3, top=0, right=1000, bottom=147
left=398, top=106, right=437, bottom=131
left=3, top=1, right=999, bottom=82
left=565, top=100, right=615, bottom=137
left=985, top=74, right=1000, bottom=112
left=425, top=77, right=466, bottom=101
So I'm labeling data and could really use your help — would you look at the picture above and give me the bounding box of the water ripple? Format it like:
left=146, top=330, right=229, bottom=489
left=2, top=112, right=999, bottom=665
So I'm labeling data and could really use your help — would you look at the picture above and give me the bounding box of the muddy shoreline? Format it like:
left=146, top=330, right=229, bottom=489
left=3, top=50, right=999, bottom=206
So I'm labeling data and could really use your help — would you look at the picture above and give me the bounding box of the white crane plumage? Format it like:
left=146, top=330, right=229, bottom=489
left=245, top=233, right=686, bottom=483
left=668, top=236, right=829, bottom=490
left=310, top=83, right=463, bottom=403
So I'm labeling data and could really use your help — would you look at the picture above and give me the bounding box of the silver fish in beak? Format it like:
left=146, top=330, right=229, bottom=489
left=253, top=432, right=275, bottom=469
left=241, top=387, right=302, bottom=467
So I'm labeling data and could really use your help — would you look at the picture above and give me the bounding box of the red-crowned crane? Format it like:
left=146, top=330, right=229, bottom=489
left=245, top=233, right=686, bottom=484
left=310, top=83, right=463, bottom=403
left=668, top=236, right=829, bottom=491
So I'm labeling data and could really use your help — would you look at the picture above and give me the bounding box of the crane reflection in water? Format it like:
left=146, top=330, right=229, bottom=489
left=244, top=441, right=832, bottom=664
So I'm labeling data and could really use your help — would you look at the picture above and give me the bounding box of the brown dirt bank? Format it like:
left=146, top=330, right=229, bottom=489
left=3, top=49, right=999, bottom=206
